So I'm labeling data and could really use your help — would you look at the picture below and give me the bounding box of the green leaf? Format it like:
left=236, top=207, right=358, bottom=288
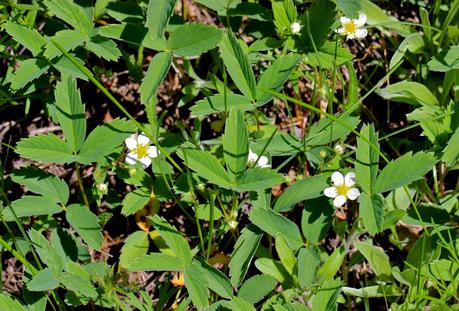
left=356, top=124, right=379, bottom=194
left=360, top=0, right=409, bottom=36
left=194, top=0, right=240, bottom=13
left=16, top=133, right=75, bottom=164
left=44, top=30, right=86, bottom=60
left=236, top=167, right=283, bottom=192
left=376, top=81, right=438, bottom=106
left=298, top=247, right=320, bottom=288
left=301, top=197, right=334, bottom=244
left=355, top=240, right=391, bottom=277
left=428, top=45, right=459, bottom=72
left=28, top=228, right=66, bottom=273
left=0, top=293, right=30, bottom=311
left=336, top=0, right=360, bottom=18
left=121, top=187, right=151, bottom=216
left=305, top=114, right=360, bottom=146
left=51, top=55, right=88, bottom=81
left=317, top=246, right=346, bottom=283
left=219, top=31, right=257, bottom=100
left=274, top=175, right=329, bottom=212
left=272, top=0, right=297, bottom=34
left=194, top=258, right=233, bottom=299
left=12, top=166, right=69, bottom=204
left=343, top=285, right=402, bottom=298
left=297, top=0, right=336, bottom=50
left=66, top=204, right=103, bottom=250
left=58, top=270, right=97, bottom=298
left=229, top=297, right=256, bottom=311
left=256, top=53, right=301, bottom=105
left=2, top=196, right=62, bottom=221
left=275, top=233, right=296, bottom=275
left=146, top=0, right=176, bottom=39
left=119, top=231, right=150, bottom=269
left=4, top=21, right=46, bottom=57
left=178, top=148, right=232, bottom=189
left=229, top=224, right=263, bottom=287
left=389, top=33, right=424, bottom=69
left=106, top=1, right=143, bottom=22
left=184, top=262, right=210, bottom=309
left=190, top=94, right=255, bottom=116
left=168, top=23, right=223, bottom=56
left=238, top=274, right=276, bottom=304
left=311, top=279, right=342, bottom=311
left=98, top=23, right=165, bottom=49
left=254, top=258, right=292, bottom=285
left=373, top=152, right=437, bottom=193
left=27, top=268, right=59, bottom=291
left=442, top=127, right=459, bottom=167
left=150, top=215, right=192, bottom=266
left=305, top=42, right=354, bottom=69
left=44, top=0, right=93, bottom=33
left=78, top=118, right=136, bottom=164
left=10, top=58, right=50, bottom=91
left=86, top=36, right=121, bottom=61
left=249, top=207, right=303, bottom=250
left=55, top=75, right=86, bottom=152
left=359, top=193, right=384, bottom=236
left=223, top=108, right=249, bottom=179
left=140, top=52, right=172, bottom=106
left=128, top=253, right=184, bottom=271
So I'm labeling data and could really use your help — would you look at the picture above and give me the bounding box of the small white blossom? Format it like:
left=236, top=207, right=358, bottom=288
left=334, top=144, right=345, bottom=155
left=248, top=149, right=270, bottom=168
left=124, top=132, right=159, bottom=168
left=96, top=183, right=108, bottom=194
left=324, top=171, right=360, bottom=207
left=291, top=22, right=301, bottom=34
left=228, top=220, right=238, bottom=230
left=336, top=13, right=368, bottom=40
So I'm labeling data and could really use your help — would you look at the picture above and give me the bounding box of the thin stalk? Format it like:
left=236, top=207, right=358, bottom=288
left=75, top=163, right=90, bottom=207
left=206, top=193, right=215, bottom=260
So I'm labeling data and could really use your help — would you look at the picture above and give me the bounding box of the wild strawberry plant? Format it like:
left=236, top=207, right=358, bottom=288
left=0, top=0, right=458, bottom=310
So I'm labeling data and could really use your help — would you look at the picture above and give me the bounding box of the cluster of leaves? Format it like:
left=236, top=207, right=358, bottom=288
left=0, top=0, right=458, bottom=310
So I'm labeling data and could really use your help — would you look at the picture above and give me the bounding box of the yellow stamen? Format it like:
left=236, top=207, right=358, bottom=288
left=134, top=144, right=148, bottom=158
left=343, top=21, right=357, bottom=34
left=335, top=184, right=349, bottom=196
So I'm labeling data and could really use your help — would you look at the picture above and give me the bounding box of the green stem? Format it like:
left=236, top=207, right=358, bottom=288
left=0, top=235, right=37, bottom=273
left=206, top=193, right=215, bottom=260
left=75, top=163, right=90, bottom=207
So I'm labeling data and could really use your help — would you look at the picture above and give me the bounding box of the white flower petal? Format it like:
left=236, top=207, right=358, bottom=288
left=248, top=149, right=258, bottom=163
left=125, top=136, right=137, bottom=150
left=147, top=146, right=159, bottom=158
left=344, top=172, right=357, bottom=187
left=257, top=156, right=270, bottom=167
left=356, top=13, right=367, bottom=26
left=125, top=152, right=138, bottom=165
left=324, top=187, right=338, bottom=198
left=347, top=188, right=360, bottom=200
left=346, top=33, right=355, bottom=40
left=291, top=22, right=301, bottom=34
left=137, top=133, right=151, bottom=145
left=355, top=28, right=368, bottom=38
left=336, top=27, right=345, bottom=33
left=340, top=16, right=350, bottom=24
left=138, top=156, right=152, bottom=168
left=331, top=171, right=344, bottom=186
left=333, top=195, right=347, bottom=207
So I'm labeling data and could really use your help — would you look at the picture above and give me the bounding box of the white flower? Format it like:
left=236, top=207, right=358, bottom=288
left=324, top=171, right=360, bottom=207
left=96, top=183, right=108, bottom=194
left=291, top=22, right=301, bottom=34
left=336, top=13, right=368, bottom=40
left=228, top=220, right=238, bottom=230
left=334, top=144, right=345, bottom=155
left=248, top=149, right=270, bottom=168
left=124, top=132, right=159, bottom=168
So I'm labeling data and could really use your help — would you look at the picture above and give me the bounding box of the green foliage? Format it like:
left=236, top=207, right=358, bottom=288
left=2, top=0, right=457, bottom=309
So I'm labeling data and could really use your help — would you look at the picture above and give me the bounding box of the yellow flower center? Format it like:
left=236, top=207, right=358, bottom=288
left=335, top=184, right=349, bottom=196
left=343, top=21, right=357, bottom=34
left=133, top=144, right=149, bottom=158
